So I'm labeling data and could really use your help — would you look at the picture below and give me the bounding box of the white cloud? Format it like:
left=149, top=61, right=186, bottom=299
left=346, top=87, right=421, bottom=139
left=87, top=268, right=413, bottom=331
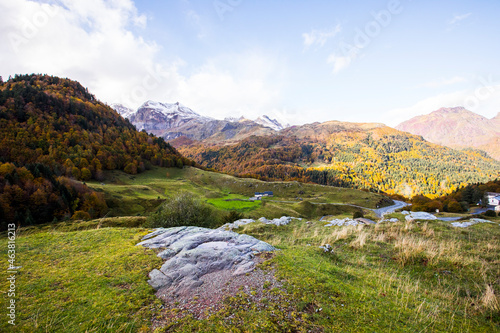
left=420, top=76, right=467, bottom=88
left=383, top=80, right=500, bottom=126
left=448, top=13, right=472, bottom=26
left=302, top=25, right=341, bottom=49
left=326, top=53, right=354, bottom=73
left=185, top=9, right=207, bottom=39
left=0, top=0, right=284, bottom=120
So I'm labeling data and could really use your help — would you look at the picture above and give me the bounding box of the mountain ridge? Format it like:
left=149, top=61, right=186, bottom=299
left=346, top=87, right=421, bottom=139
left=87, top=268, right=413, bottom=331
left=111, top=101, right=288, bottom=142
left=396, top=107, right=500, bottom=160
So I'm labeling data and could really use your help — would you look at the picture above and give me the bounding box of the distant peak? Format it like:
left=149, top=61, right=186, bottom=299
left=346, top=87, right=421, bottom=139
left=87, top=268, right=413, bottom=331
left=434, top=106, right=468, bottom=114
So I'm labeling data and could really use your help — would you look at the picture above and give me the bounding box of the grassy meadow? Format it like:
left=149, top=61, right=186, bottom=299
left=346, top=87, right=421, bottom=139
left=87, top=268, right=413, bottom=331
left=2, top=167, right=499, bottom=332
left=86, top=166, right=387, bottom=219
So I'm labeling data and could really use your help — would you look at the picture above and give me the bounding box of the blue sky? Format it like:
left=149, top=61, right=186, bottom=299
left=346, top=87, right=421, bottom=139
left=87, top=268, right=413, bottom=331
left=1, top=0, right=499, bottom=125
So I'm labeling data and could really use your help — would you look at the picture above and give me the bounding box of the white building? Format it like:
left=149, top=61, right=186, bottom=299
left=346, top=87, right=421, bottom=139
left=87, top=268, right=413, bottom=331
left=486, top=192, right=500, bottom=206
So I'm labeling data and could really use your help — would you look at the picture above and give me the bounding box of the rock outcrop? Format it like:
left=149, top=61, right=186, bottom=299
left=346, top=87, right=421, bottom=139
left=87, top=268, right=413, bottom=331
left=137, top=226, right=275, bottom=293
left=218, top=216, right=301, bottom=230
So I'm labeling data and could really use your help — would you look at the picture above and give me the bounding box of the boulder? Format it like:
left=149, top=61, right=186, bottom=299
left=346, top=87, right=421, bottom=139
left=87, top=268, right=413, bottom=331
left=219, top=216, right=301, bottom=230
left=355, top=218, right=376, bottom=225
left=137, top=227, right=275, bottom=292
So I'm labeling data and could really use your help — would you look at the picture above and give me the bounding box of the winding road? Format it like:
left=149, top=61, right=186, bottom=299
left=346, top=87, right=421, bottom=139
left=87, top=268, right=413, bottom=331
left=372, top=200, right=409, bottom=217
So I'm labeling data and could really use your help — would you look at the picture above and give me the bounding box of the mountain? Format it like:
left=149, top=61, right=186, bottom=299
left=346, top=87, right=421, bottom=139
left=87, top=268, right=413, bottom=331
left=129, top=101, right=213, bottom=133
left=396, top=107, right=500, bottom=160
left=0, top=74, right=192, bottom=226
left=179, top=120, right=500, bottom=198
left=255, top=115, right=286, bottom=131
left=112, top=102, right=287, bottom=143
left=111, top=103, right=135, bottom=119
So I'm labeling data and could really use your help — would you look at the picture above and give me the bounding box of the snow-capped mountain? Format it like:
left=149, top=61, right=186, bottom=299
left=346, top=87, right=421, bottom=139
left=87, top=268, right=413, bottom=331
left=111, top=101, right=284, bottom=143
left=111, top=103, right=135, bottom=119
left=127, top=101, right=213, bottom=132
left=254, top=115, right=285, bottom=131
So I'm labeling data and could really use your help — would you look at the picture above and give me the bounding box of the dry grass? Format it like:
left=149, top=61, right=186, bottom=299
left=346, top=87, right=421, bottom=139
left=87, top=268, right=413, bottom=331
left=350, top=231, right=369, bottom=249
left=480, top=285, right=500, bottom=311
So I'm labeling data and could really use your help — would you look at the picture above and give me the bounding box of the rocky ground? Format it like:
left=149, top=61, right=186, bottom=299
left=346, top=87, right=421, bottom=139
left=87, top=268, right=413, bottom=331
left=137, top=225, right=285, bottom=321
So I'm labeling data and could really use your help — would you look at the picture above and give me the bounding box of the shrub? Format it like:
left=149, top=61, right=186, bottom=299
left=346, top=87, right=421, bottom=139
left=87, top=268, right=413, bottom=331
left=483, top=210, right=497, bottom=217
left=447, top=201, right=464, bottom=213
left=425, top=200, right=443, bottom=212
left=223, top=211, right=244, bottom=224
left=71, top=210, right=91, bottom=221
left=353, top=211, right=364, bottom=219
left=147, top=192, right=220, bottom=228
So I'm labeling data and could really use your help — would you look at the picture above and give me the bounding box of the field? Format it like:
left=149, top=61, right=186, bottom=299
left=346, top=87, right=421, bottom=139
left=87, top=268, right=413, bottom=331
left=86, top=166, right=390, bottom=219
left=2, top=214, right=499, bottom=332
left=3, top=167, right=499, bottom=332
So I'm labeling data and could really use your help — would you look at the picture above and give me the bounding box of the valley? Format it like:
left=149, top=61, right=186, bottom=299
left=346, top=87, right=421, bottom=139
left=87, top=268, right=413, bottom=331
left=1, top=74, right=499, bottom=332
left=2, top=166, right=499, bottom=332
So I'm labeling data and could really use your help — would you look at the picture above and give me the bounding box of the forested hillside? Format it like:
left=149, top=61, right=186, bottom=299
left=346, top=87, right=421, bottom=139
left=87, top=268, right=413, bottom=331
left=179, top=122, right=500, bottom=198
left=0, top=74, right=193, bottom=227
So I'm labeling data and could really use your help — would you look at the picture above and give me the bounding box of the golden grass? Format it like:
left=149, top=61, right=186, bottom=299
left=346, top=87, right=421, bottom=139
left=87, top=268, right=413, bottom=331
left=480, top=285, right=500, bottom=311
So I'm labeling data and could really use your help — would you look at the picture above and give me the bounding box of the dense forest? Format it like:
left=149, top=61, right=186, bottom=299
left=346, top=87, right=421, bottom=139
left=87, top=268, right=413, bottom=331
left=0, top=74, right=193, bottom=227
left=180, top=124, right=500, bottom=198
left=410, top=179, right=500, bottom=213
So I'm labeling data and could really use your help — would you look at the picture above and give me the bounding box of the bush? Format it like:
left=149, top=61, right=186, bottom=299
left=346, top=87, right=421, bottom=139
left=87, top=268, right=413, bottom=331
left=223, top=211, right=244, bottom=224
left=483, top=210, right=497, bottom=217
left=71, top=210, right=91, bottom=221
left=353, top=211, right=364, bottom=219
left=146, top=192, right=220, bottom=228
left=447, top=201, right=464, bottom=213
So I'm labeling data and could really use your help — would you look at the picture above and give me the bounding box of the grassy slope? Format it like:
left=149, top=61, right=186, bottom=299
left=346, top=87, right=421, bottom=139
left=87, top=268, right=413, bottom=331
left=3, top=216, right=499, bottom=332
left=171, top=218, right=500, bottom=332
left=86, top=166, right=388, bottom=219
left=0, top=223, right=162, bottom=333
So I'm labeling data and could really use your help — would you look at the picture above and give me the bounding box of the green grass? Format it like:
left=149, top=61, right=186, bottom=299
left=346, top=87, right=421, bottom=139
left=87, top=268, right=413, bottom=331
left=206, top=194, right=261, bottom=212
left=161, top=217, right=500, bottom=332
left=3, top=214, right=500, bottom=332
left=86, top=166, right=391, bottom=218
left=0, top=227, right=162, bottom=333
left=10, top=167, right=498, bottom=331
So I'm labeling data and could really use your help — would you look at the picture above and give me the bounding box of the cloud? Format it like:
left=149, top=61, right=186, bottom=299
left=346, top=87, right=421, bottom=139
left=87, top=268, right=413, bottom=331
left=448, top=13, right=472, bottom=26
left=302, top=25, right=341, bottom=49
left=185, top=9, right=208, bottom=39
left=0, top=0, right=283, bottom=120
left=383, top=79, right=500, bottom=126
left=326, top=53, right=354, bottom=73
left=420, top=76, right=467, bottom=88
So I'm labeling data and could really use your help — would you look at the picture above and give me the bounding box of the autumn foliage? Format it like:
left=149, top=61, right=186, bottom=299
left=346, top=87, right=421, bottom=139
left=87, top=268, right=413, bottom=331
left=180, top=127, right=500, bottom=198
left=0, top=74, right=193, bottom=227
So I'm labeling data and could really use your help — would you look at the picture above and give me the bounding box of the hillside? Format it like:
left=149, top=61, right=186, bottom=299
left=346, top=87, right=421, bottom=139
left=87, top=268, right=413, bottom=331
left=2, top=208, right=499, bottom=332
left=0, top=74, right=192, bottom=226
left=179, top=121, right=500, bottom=198
left=396, top=107, right=500, bottom=160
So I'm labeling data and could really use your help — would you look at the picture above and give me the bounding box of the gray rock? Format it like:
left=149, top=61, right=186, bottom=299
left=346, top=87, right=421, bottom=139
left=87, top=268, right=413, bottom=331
left=319, top=244, right=333, bottom=253
left=355, top=218, right=376, bottom=225
left=219, top=216, right=301, bottom=230
left=138, top=227, right=275, bottom=292
left=404, top=212, right=437, bottom=221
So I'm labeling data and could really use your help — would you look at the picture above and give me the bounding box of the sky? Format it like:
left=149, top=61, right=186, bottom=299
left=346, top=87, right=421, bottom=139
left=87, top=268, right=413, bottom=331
left=1, top=0, right=499, bottom=126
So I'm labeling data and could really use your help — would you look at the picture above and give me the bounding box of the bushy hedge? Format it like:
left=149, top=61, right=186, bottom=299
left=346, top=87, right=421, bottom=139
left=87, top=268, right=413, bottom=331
left=146, top=192, right=220, bottom=229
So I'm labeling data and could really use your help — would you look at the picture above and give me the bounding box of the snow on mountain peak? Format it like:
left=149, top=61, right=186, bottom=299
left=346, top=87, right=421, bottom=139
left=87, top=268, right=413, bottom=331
left=111, top=103, right=135, bottom=119
left=254, top=115, right=285, bottom=131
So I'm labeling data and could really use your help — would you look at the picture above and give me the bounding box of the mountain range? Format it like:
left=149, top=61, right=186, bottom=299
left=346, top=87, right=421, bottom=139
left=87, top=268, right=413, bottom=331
left=109, top=101, right=500, bottom=197
left=396, top=107, right=500, bottom=160
left=111, top=101, right=287, bottom=143
left=176, top=119, right=500, bottom=198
